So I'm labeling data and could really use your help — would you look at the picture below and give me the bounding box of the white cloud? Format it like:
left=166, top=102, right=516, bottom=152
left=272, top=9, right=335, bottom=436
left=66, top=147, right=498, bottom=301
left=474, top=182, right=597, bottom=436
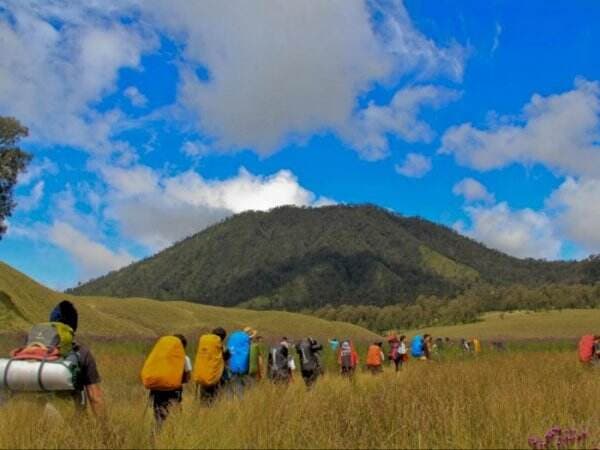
left=124, top=86, right=147, bottom=107
left=182, top=141, right=211, bottom=159
left=48, top=221, right=134, bottom=280
left=99, top=164, right=332, bottom=250
left=440, top=79, right=600, bottom=177
left=342, top=85, right=459, bottom=160
left=395, top=153, right=432, bottom=178
left=459, top=202, right=561, bottom=260
left=452, top=178, right=495, bottom=204
left=548, top=177, right=600, bottom=253
left=17, top=158, right=59, bottom=185
left=15, top=181, right=45, bottom=212
left=0, top=1, right=154, bottom=154
left=491, top=22, right=502, bottom=54
left=146, top=0, right=464, bottom=157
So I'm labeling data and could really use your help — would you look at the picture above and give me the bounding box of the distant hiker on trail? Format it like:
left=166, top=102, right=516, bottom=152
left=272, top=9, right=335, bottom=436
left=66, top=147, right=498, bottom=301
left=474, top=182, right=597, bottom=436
left=296, top=337, right=323, bottom=388
left=388, top=335, right=407, bottom=371
left=141, top=334, right=192, bottom=429
left=193, top=327, right=230, bottom=405
left=471, top=338, right=482, bottom=354
left=329, top=338, right=340, bottom=352
left=338, top=339, right=359, bottom=377
left=423, top=335, right=433, bottom=360
left=366, top=342, right=385, bottom=374
left=461, top=338, right=471, bottom=352
left=0, top=300, right=104, bottom=418
left=578, top=335, right=600, bottom=367
left=268, top=338, right=293, bottom=384
left=411, top=335, right=425, bottom=360
left=248, top=331, right=264, bottom=383
left=226, top=328, right=253, bottom=398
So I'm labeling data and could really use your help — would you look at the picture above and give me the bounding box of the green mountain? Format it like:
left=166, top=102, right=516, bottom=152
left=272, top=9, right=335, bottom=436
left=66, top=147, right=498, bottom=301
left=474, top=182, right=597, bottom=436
left=71, top=205, right=598, bottom=310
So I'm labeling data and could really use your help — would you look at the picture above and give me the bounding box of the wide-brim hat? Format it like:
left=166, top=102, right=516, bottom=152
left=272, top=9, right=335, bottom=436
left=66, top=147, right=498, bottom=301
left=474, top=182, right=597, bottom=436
left=243, top=326, right=257, bottom=339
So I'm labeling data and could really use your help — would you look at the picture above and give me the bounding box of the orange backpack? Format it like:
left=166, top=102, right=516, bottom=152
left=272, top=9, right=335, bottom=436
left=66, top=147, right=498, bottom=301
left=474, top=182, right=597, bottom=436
left=366, top=345, right=383, bottom=366
left=141, top=336, right=186, bottom=391
left=578, top=335, right=595, bottom=363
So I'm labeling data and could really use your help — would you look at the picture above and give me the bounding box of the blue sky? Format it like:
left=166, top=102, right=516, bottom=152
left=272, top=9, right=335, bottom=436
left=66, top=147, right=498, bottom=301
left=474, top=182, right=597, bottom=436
left=1, top=0, right=600, bottom=290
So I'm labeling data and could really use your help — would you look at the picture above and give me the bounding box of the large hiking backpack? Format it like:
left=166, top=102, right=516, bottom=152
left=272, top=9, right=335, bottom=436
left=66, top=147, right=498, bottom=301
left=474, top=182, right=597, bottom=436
left=366, top=345, right=383, bottom=366
left=268, top=346, right=289, bottom=379
left=297, top=340, right=318, bottom=372
left=0, top=322, right=80, bottom=392
left=141, top=336, right=186, bottom=391
left=389, top=342, right=400, bottom=361
left=227, top=331, right=251, bottom=375
left=472, top=338, right=482, bottom=353
left=578, top=335, right=595, bottom=363
left=339, top=340, right=355, bottom=370
left=193, top=334, right=225, bottom=386
left=411, top=336, right=424, bottom=358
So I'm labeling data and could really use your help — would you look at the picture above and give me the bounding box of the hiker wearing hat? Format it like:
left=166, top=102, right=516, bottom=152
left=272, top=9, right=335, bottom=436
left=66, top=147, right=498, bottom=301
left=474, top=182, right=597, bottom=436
left=247, top=328, right=264, bottom=384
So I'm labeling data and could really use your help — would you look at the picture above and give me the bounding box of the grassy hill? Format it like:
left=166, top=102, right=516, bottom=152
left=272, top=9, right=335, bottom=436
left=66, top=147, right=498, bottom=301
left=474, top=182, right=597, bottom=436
left=409, top=309, right=600, bottom=340
left=0, top=262, right=379, bottom=341
left=71, top=205, right=598, bottom=310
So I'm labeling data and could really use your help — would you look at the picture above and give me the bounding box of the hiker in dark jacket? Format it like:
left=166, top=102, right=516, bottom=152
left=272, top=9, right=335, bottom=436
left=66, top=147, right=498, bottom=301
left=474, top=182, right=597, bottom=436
left=49, top=300, right=104, bottom=416
left=295, top=337, right=323, bottom=388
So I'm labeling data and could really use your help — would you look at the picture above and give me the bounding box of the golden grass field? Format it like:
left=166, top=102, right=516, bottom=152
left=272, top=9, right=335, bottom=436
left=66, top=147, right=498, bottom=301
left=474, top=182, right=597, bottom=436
left=1, top=261, right=599, bottom=449
left=0, top=337, right=598, bottom=449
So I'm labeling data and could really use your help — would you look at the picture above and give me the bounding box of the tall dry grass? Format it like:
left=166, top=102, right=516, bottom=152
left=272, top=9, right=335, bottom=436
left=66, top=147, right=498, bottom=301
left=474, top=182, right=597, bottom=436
left=0, top=345, right=598, bottom=449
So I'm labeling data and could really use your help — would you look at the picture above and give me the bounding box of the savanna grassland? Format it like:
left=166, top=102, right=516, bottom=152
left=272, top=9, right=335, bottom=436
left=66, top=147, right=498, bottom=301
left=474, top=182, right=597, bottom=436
left=0, top=336, right=598, bottom=450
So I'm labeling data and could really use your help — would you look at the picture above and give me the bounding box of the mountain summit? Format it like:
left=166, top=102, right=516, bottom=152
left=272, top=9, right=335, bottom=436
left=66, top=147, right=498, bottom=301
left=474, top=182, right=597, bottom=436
left=71, top=205, right=594, bottom=309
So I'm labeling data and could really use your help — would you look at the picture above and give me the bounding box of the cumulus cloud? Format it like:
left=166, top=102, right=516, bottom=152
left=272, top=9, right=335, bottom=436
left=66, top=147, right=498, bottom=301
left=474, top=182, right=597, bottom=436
left=457, top=202, right=561, bottom=260
left=342, top=85, right=459, bottom=160
left=452, top=178, right=495, bottom=204
left=48, top=221, right=134, bottom=280
left=395, top=153, right=432, bottom=178
left=548, top=177, right=600, bottom=253
left=98, top=164, right=332, bottom=250
left=17, top=158, right=59, bottom=185
left=146, top=0, right=464, bottom=157
left=124, top=86, right=147, bottom=107
left=0, top=1, right=153, bottom=154
left=440, top=79, right=600, bottom=177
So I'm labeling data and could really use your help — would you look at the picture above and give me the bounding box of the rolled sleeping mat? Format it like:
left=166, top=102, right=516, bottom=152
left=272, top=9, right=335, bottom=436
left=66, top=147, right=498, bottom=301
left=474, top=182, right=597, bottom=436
left=0, top=358, right=78, bottom=391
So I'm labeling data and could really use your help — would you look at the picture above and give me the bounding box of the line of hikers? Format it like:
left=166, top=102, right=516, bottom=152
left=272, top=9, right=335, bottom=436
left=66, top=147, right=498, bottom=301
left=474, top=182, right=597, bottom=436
left=1, top=300, right=599, bottom=430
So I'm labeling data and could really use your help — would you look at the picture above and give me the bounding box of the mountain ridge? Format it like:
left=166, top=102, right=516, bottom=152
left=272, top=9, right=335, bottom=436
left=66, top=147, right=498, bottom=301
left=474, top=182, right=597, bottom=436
left=71, top=205, right=598, bottom=310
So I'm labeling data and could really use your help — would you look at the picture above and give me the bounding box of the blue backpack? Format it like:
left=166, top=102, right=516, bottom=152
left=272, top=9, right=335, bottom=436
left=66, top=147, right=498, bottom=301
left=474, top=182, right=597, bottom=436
left=227, top=331, right=251, bottom=375
left=411, top=335, right=424, bottom=358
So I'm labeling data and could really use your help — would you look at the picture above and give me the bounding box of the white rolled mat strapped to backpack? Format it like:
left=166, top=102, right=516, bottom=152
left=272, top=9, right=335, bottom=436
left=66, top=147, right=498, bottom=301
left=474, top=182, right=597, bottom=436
left=0, top=357, right=79, bottom=392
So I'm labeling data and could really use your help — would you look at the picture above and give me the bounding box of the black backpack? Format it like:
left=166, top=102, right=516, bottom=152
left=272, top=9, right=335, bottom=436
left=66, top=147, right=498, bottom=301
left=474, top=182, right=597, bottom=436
left=297, top=340, right=318, bottom=372
left=268, top=345, right=289, bottom=379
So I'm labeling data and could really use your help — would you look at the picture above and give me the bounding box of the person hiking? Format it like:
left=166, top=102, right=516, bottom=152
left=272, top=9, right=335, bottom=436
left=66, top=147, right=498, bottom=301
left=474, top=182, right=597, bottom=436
left=366, top=341, right=385, bottom=374
left=194, top=327, right=230, bottom=405
left=0, top=300, right=104, bottom=418
left=578, top=334, right=600, bottom=367
left=423, top=334, right=433, bottom=360
left=296, top=337, right=323, bottom=388
left=388, top=335, right=407, bottom=371
left=329, top=338, right=340, bottom=352
left=248, top=331, right=264, bottom=383
left=338, top=339, right=359, bottom=377
left=142, top=334, right=192, bottom=429
left=226, top=328, right=253, bottom=398
left=268, top=338, right=293, bottom=384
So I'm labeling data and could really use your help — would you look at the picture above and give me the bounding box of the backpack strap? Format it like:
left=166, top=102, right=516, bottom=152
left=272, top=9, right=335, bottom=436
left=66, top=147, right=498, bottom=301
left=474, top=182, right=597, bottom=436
left=37, top=359, right=47, bottom=392
left=3, top=359, right=14, bottom=391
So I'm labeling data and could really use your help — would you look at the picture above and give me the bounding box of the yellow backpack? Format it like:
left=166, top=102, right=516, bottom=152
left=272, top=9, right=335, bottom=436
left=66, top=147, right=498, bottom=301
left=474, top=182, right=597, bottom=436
left=192, top=334, right=224, bottom=387
left=141, top=336, right=186, bottom=391
left=473, top=338, right=482, bottom=353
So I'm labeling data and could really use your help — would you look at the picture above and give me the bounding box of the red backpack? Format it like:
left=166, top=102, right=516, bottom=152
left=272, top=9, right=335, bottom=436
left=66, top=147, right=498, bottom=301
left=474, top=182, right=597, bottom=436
left=578, top=335, right=595, bottom=363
